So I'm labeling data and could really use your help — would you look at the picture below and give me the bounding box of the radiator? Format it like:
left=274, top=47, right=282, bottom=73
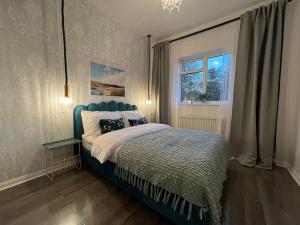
left=177, top=115, right=222, bottom=134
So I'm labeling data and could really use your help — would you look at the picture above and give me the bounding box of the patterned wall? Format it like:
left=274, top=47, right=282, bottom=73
left=0, top=0, right=148, bottom=182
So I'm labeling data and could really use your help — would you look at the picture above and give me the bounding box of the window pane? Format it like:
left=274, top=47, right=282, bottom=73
left=181, top=72, right=203, bottom=102
left=206, top=54, right=231, bottom=101
left=183, top=60, right=203, bottom=72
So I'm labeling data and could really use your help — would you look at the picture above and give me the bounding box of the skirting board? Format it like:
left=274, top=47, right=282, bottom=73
left=0, top=161, right=78, bottom=191
left=274, top=160, right=300, bottom=186
left=1, top=159, right=299, bottom=192
left=230, top=157, right=300, bottom=186
left=0, top=169, right=46, bottom=192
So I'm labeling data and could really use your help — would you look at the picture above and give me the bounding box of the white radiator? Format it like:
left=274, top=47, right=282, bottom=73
left=177, top=115, right=222, bottom=134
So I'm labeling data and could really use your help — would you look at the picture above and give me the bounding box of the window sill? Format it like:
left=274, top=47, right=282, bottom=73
left=178, top=101, right=231, bottom=106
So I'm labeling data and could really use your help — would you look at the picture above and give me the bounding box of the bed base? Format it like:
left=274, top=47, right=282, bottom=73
left=81, top=148, right=209, bottom=225
left=73, top=101, right=210, bottom=225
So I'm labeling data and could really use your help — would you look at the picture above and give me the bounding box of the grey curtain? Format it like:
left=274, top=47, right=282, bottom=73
left=231, top=0, right=287, bottom=169
left=151, top=41, right=170, bottom=124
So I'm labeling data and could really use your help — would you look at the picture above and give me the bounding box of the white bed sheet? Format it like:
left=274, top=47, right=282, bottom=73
left=82, top=134, right=119, bottom=163
left=82, top=134, right=96, bottom=151
left=91, top=123, right=170, bottom=164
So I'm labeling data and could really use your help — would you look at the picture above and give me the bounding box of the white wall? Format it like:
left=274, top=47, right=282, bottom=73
left=161, top=0, right=300, bottom=187
left=0, top=0, right=148, bottom=185
left=168, top=21, right=240, bottom=139
left=153, top=0, right=273, bottom=139
left=276, top=0, right=300, bottom=184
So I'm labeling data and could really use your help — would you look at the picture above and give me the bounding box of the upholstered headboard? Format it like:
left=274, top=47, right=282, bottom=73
left=73, top=101, right=138, bottom=140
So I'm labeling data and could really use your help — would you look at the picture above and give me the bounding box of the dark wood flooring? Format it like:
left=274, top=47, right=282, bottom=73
left=0, top=160, right=299, bottom=225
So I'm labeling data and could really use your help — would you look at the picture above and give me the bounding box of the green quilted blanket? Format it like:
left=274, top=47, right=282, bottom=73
left=115, top=128, right=230, bottom=225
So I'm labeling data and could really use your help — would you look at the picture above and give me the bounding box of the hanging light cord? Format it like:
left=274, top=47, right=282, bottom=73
left=147, top=34, right=151, bottom=100
left=61, top=0, right=68, bottom=87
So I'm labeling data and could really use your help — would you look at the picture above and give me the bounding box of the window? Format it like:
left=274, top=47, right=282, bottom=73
left=180, top=53, right=232, bottom=103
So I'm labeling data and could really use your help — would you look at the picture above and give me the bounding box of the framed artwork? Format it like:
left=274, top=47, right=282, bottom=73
left=90, top=61, right=125, bottom=96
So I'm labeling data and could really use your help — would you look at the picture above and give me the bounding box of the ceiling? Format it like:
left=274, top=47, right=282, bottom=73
left=92, top=0, right=264, bottom=40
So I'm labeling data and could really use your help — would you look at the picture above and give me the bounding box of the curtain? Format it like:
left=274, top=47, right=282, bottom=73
left=230, top=0, right=287, bottom=169
left=151, top=41, right=170, bottom=124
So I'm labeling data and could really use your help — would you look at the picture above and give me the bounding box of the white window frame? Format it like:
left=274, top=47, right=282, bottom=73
left=179, top=51, right=232, bottom=105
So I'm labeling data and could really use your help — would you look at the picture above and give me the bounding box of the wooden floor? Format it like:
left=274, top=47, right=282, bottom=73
left=0, top=160, right=299, bottom=225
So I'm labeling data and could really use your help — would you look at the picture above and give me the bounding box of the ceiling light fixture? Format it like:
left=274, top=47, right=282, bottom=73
left=162, top=0, right=183, bottom=14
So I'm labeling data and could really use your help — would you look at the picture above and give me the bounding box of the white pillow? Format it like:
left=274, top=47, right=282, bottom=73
left=81, top=111, right=122, bottom=135
left=121, top=111, right=145, bottom=128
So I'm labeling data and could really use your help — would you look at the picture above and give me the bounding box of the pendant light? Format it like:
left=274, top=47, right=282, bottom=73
left=60, top=0, right=73, bottom=105
left=146, top=34, right=152, bottom=105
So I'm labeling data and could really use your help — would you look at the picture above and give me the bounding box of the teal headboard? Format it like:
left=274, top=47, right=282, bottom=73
left=73, top=101, right=138, bottom=140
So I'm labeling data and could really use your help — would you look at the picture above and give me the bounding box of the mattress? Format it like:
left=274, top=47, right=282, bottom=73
left=82, top=134, right=119, bottom=163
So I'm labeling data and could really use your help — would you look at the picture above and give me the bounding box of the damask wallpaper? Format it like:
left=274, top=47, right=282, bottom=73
left=0, top=0, right=148, bottom=183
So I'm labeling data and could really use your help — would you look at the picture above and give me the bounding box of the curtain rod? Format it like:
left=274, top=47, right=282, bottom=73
left=157, top=0, right=292, bottom=45
left=170, top=17, right=240, bottom=43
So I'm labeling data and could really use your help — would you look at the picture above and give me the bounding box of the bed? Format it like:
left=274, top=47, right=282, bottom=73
left=73, top=101, right=229, bottom=225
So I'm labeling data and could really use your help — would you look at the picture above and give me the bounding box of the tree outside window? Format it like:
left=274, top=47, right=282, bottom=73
left=180, top=53, right=231, bottom=103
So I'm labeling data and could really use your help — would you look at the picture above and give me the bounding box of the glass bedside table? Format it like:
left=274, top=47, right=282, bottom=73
left=43, top=138, right=81, bottom=181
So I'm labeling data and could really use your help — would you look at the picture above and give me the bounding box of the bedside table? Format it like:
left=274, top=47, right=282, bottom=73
left=43, top=138, right=81, bottom=181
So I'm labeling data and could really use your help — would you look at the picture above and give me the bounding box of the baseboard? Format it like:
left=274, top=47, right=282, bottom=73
left=286, top=166, right=300, bottom=186
left=0, top=169, right=46, bottom=192
left=274, top=160, right=300, bottom=186
left=0, top=161, right=79, bottom=191
left=231, top=158, right=300, bottom=186
left=1, top=159, right=298, bottom=192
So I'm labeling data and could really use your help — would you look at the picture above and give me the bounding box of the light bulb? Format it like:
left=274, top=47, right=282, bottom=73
left=146, top=100, right=152, bottom=105
left=60, top=96, right=73, bottom=105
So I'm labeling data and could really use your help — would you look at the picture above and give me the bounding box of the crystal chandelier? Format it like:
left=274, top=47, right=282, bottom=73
left=162, top=0, right=183, bottom=14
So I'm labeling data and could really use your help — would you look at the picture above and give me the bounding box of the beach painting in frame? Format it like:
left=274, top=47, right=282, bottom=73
left=90, top=61, right=125, bottom=96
